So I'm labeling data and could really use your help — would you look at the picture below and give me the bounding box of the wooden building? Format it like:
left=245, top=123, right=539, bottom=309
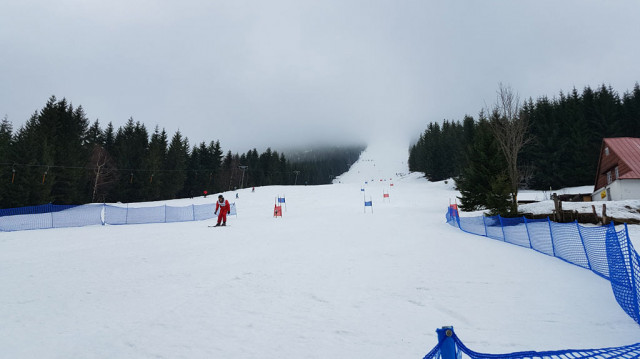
left=593, top=137, right=640, bottom=201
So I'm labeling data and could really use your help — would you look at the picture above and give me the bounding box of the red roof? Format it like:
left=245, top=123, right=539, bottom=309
left=604, top=137, right=640, bottom=179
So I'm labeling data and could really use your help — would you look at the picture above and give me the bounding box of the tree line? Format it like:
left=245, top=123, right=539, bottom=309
left=0, top=96, right=364, bottom=208
left=409, top=83, right=640, bottom=215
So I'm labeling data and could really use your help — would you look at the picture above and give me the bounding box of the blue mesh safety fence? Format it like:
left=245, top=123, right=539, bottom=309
left=526, top=219, right=554, bottom=256
left=606, top=225, right=640, bottom=323
left=0, top=202, right=237, bottom=231
left=103, top=205, right=127, bottom=225
left=0, top=203, right=79, bottom=217
left=580, top=224, right=610, bottom=278
left=440, top=207, right=640, bottom=357
left=195, top=203, right=217, bottom=220
left=0, top=204, right=103, bottom=231
left=52, top=204, right=104, bottom=229
left=124, top=206, right=166, bottom=225
left=166, top=205, right=195, bottom=222
left=485, top=216, right=504, bottom=241
left=550, top=221, right=591, bottom=270
left=423, top=327, right=640, bottom=359
left=500, top=216, right=530, bottom=248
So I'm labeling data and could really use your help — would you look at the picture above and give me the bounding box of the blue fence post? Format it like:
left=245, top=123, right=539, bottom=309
left=482, top=215, right=488, bottom=236
left=576, top=220, right=592, bottom=270
left=435, top=326, right=458, bottom=359
left=498, top=215, right=506, bottom=241
left=547, top=217, right=556, bottom=257
left=624, top=223, right=640, bottom=323
left=524, top=216, right=532, bottom=248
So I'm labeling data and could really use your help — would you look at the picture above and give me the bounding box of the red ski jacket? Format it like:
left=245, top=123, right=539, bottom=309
left=215, top=199, right=230, bottom=214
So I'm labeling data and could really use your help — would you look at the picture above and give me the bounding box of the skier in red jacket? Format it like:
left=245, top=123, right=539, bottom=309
left=214, top=195, right=231, bottom=226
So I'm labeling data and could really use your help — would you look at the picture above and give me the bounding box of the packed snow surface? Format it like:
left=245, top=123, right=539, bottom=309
left=2, top=143, right=640, bottom=358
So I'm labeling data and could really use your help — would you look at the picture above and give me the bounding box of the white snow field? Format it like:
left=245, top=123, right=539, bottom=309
left=2, top=141, right=640, bottom=358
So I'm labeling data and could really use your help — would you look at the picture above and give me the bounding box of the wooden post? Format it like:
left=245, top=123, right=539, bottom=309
left=602, top=203, right=608, bottom=225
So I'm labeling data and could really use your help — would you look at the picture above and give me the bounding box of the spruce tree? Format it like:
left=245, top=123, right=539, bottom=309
left=103, top=122, right=116, bottom=154
left=220, top=151, right=235, bottom=191
left=620, top=83, right=640, bottom=136
left=113, top=119, right=149, bottom=202
left=145, top=126, right=168, bottom=200
left=0, top=116, right=12, bottom=207
left=208, top=141, right=224, bottom=192
left=7, top=114, right=41, bottom=206
left=184, top=142, right=205, bottom=198
left=164, top=131, right=189, bottom=199
left=244, top=148, right=260, bottom=188
left=86, top=119, right=104, bottom=147
left=455, top=117, right=511, bottom=215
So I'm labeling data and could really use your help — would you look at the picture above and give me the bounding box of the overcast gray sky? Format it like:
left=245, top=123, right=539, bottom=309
left=2, top=0, right=639, bottom=152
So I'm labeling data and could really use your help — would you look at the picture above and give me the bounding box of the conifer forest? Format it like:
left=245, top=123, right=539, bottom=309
left=409, top=84, right=640, bottom=214
left=0, top=96, right=364, bottom=208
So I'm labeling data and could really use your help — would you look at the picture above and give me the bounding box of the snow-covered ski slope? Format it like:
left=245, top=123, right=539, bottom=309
left=2, top=142, right=640, bottom=359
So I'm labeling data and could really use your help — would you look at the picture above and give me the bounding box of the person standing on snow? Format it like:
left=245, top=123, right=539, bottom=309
left=214, top=195, right=231, bottom=226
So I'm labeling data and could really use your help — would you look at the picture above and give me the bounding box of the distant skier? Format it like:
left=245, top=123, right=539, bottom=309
left=214, top=195, right=231, bottom=226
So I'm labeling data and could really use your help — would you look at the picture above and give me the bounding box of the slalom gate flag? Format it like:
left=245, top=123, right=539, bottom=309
left=448, top=204, right=458, bottom=217
left=364, top=199, right=373, bottom=213
left=383, top=193, right=389, bottom=198
left=361, top=188, right=365, bottom=192
left=274, top=205, right=282, bottom=217
left=278, top=197, right=286, bottom=203
left=230, top=203, right=237, bottom=216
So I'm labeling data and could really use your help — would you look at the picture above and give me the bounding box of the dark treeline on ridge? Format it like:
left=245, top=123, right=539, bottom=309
left=0, top=96, right=364, bottom=208
left=409, top=83, right=640, bottom=213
